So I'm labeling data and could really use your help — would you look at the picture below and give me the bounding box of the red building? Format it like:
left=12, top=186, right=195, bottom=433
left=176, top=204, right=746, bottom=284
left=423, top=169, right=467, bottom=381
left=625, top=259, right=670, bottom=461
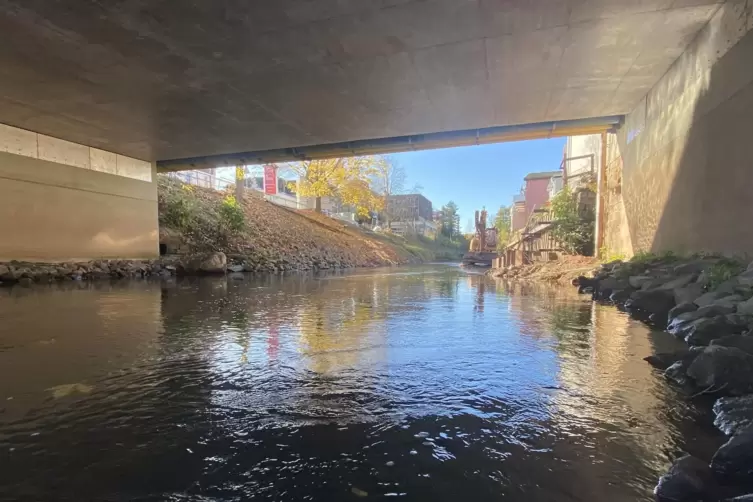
left=510, top=171, right=561, bottom=232
left=524, top=171, right=560, bottom=217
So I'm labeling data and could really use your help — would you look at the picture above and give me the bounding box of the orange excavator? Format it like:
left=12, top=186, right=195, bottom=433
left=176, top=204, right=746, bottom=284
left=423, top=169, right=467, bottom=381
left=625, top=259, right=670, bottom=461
left=462, top=208, right=499, bottom=267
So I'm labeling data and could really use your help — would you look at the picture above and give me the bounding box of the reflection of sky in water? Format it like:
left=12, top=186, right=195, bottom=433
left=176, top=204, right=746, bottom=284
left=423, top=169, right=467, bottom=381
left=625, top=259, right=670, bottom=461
left=0, top=266, right=718, bottom=501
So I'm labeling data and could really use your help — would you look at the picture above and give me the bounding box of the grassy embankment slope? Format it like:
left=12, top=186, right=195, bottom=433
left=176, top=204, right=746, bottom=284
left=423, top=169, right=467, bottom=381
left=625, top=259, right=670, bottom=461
left=158, top=176, right=465, bottom=269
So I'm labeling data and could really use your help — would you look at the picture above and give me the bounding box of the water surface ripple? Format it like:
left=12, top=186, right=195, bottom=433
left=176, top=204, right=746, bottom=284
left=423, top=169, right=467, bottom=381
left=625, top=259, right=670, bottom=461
left=0, top=265, right=723, bottom=500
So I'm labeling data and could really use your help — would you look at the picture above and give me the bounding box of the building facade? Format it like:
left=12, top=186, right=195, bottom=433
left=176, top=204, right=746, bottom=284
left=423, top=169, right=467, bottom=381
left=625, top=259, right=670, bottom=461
left=387, top=194, right=433, bottom=222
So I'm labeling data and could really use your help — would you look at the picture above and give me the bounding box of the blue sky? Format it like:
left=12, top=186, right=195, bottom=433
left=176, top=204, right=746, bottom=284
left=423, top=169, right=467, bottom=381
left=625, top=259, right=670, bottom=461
left=391, top=137, right=566, bottom=229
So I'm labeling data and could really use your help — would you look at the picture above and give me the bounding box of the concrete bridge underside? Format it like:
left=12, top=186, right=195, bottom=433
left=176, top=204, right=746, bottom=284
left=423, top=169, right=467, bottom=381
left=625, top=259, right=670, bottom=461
left=0, top=0, right=723, bottom=163
left=1, top=0, right=752, bottom=261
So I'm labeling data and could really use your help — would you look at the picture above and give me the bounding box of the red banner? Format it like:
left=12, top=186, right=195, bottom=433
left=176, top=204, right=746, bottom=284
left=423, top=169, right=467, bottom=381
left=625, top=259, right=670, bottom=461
left=263, top=164, right=277, bottom=195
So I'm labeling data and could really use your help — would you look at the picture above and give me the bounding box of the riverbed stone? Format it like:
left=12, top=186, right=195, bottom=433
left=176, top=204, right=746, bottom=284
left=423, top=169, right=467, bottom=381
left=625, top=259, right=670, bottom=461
left=609, top=289, right=633, bottom=304
left=735, top=270, right=753, bottom=287
left=718, top=278, right=742, bottom=296
left=674, top=261, right=712, bottom=276
left=668, top=305, right=739, bottom=340
left=657, top=274, right=697, bottom=291
left=687, top=346, right=753, bottom=395
left=629, top=275, right=653, bottom=289
left=654, top=455, right=714, bottom=502
left=711, top=335, right=753, bottom=356
left=668, top=316, right=709, bottom=339
left=686, top=316, right=747, bottom=346
left=696, top=291, right=727, bottom=307
left=711, top=426, right=753, bottom=479
left=645, top=351, right=690, bottom=370
left=737, top=297, right=753, bottom=316
left=674, top=283, right=704, bottom=305
left=713, top=395, right=753, bottom=436
left=641, top=276, right=676, bottom=290
left=625, top=289, right=676, bottom=318
left=668, top=302, right=698, bottom=322
left=184, top=252, right=227, bottom=274
left=227, top=264, right=244, bottom=273
left=712, top=295, right=744, bottom=309
left=698, top=304, right=738, bottom=318
left=664, top=349, right=703, bottom=387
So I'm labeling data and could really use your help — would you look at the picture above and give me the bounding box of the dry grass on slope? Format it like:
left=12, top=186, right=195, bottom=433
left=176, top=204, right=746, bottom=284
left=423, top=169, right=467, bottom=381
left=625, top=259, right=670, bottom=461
left=158, top=177, right=409, bottom=268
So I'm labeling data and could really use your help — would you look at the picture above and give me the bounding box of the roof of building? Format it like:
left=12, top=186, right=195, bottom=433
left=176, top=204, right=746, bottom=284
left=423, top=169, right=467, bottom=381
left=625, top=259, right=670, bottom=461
left=524, top=171, right=561, bottom=181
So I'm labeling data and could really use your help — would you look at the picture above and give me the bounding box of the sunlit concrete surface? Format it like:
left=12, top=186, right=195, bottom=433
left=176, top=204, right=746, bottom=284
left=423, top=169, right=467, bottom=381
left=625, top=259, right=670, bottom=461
left=601, top=1, right=753, bottom=256
left=0, top=0, right=722, bottom=162
left=0, top=125, right=158, bottom=261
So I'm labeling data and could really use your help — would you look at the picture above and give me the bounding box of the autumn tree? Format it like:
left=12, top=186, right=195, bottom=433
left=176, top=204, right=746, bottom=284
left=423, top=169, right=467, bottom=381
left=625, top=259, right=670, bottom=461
left=287, top=157, right=383, bottom=216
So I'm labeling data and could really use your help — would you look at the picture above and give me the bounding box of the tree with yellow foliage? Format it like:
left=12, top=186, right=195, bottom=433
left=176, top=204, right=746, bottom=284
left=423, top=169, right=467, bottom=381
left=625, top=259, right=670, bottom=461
left=287, top=156, right=384, bottom=217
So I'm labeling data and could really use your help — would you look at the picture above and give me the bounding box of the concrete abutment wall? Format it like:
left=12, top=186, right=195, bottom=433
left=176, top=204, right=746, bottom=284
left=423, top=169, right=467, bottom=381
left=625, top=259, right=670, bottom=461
left=602, top=0, right=753, bottom=258
left=0, top=125, right=158, bottom=261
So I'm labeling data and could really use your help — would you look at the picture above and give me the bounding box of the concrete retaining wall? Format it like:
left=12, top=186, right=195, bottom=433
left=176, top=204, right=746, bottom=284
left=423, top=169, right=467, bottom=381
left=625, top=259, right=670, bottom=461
left=603, top=1, right=753, bottom=257
left=0, top=126, right=158, bottom=261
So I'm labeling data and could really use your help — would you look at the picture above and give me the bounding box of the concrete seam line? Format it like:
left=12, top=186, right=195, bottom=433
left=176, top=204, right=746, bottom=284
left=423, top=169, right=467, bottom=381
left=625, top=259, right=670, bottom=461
left=0, top=174, right=157, bottom=203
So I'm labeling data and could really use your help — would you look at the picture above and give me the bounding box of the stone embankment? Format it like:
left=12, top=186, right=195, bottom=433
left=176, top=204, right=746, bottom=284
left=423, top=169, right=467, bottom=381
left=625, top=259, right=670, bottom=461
left=0, top=249, right=374, bottom=288
left=578, top=255, right=753, bottom=501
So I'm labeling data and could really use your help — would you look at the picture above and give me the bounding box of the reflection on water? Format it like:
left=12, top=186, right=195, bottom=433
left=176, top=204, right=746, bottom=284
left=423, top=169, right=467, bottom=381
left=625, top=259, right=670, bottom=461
left=0, top=265, right=723, bottom=501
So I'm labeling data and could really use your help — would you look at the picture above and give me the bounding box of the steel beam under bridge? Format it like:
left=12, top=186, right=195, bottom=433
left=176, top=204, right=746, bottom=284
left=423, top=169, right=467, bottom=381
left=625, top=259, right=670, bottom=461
left=157, top=116, right=622, bottom=172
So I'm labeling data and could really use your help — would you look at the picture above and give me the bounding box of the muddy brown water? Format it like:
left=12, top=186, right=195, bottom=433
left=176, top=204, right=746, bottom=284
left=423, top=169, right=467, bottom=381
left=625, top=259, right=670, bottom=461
left=0, top=265, right=725, bottom=501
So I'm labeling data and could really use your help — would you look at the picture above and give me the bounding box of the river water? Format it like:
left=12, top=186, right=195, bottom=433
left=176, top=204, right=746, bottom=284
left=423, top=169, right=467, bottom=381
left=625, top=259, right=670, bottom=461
left=0, top=265, right=725, bottom=501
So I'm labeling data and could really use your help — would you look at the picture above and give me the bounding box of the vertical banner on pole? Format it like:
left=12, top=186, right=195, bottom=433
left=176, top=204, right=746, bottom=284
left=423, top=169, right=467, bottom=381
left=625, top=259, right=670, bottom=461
left=264, top=164, right=278, bottom=195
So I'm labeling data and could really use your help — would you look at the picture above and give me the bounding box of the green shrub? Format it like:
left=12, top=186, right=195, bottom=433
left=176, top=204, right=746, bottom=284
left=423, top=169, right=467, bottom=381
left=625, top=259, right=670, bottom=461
left=219, top=195, right=246, bottom=232
left=162, top=185, right=196, bottom=230
left=707, top=258, right=745, bottom=290
left=550, top=186, right=594, bottom=255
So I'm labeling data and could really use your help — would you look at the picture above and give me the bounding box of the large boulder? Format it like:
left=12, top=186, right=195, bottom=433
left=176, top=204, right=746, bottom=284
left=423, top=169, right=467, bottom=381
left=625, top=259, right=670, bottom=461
left=593, top=277, right=630, bottom=301
left=711, top=335, right=753, bottom=356
left=711, top=426, right=753, bottom=479
left=717, top=278, right=742, bottom=295
left=695, top=291, right=727, bottom=307
left=654, top=455, right=714, bottom=502
left=657, top=274, right=697, bottom=291
left=675, top=283, right=705, bottom=305
left=687, top=346, right=753, bottom=395
left=625, top=288, right=676, bottom=319
left=737, top=297, right=753, bottom=316
left=713, top=395, right=753, bottom=436
left=685, top=316, right=746, bottom=346
left=673, top=304, right=738, bottom=325
left=664, top=349, right=703, bottom=387
left=668, top=316, right=708, bottom=339
left=674, top=261, right=713, bottom=276
left=629, top=275, right=653, bottom=289
left=668, top=302, right=698, bottom=322
left=736, top=270, right=753, bottom=287
left=645, top=351, right=690, bottom=371
left=183, top=252, right=227, bottom=274
left=713, top=295, right=745, bottom=309
left=609, top=289, right=633, bottom=304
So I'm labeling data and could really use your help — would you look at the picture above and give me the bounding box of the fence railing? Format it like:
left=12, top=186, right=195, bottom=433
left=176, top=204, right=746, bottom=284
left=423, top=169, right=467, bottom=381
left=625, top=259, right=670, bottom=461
left=166, top=169, right=309, bottom=210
